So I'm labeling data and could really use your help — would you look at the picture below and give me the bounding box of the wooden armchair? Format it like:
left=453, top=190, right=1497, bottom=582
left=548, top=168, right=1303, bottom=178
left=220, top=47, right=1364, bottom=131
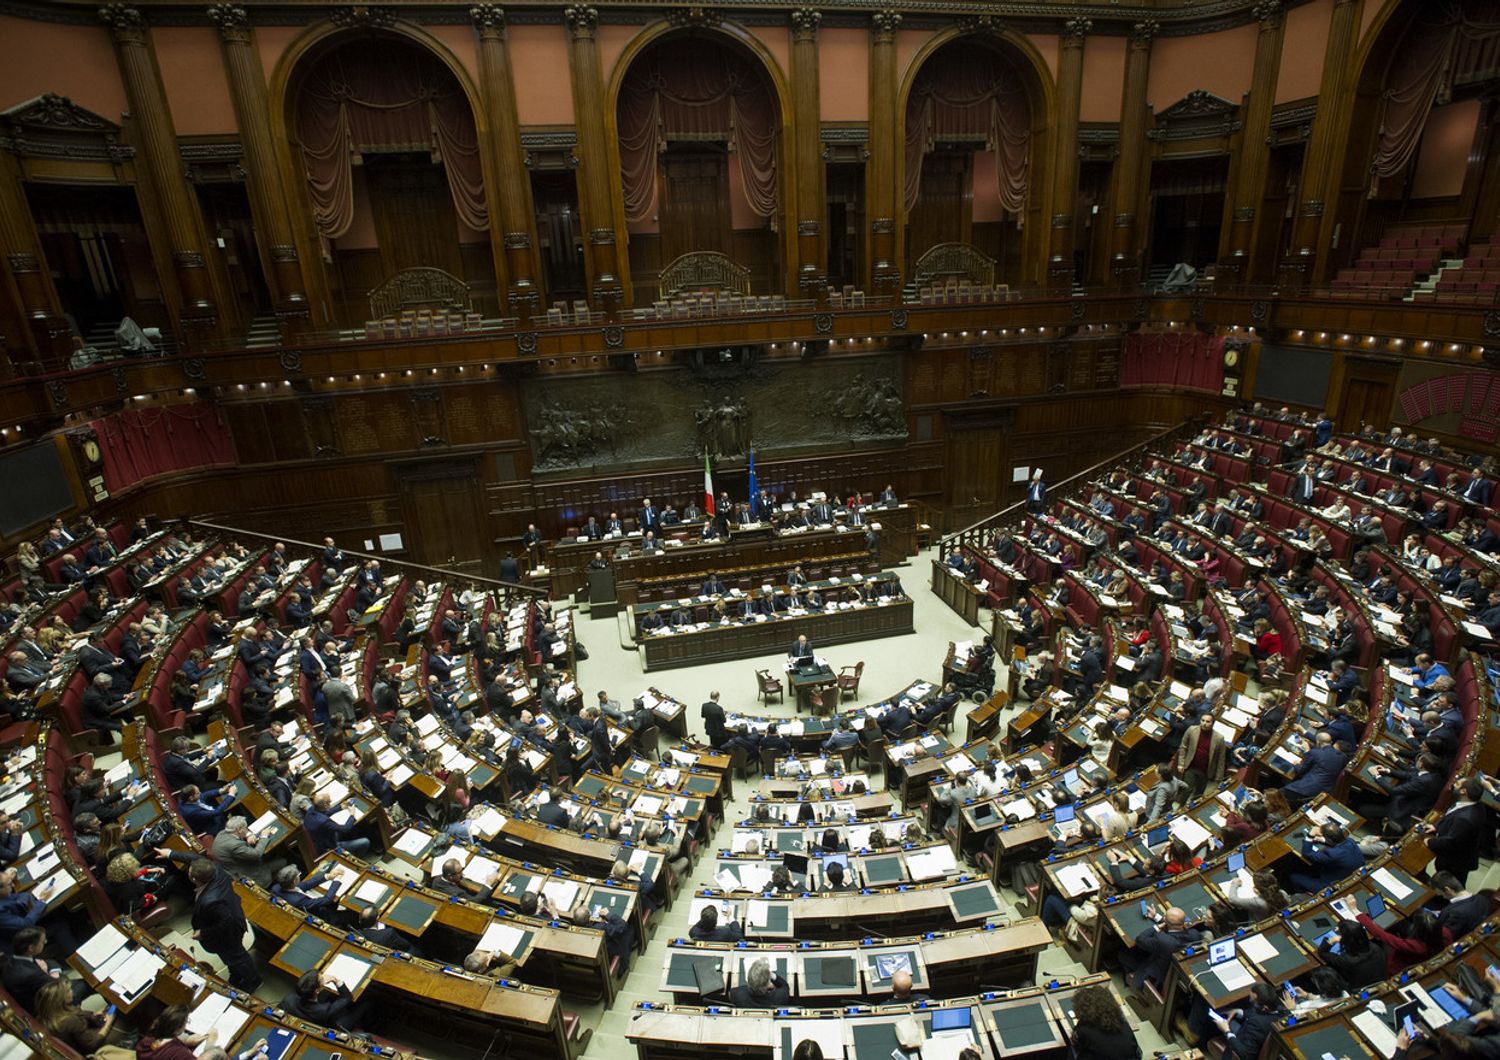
left=836, top=661, right=864, bottom=701
left=757, top=669, right=784, bottom=705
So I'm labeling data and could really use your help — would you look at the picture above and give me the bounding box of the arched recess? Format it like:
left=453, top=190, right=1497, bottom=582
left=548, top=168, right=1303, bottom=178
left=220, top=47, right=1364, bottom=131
left=605, top=20, right=797, bottom=303
left=897, top=29, right=1056, bottom=289
left=1326, top=0, right=1500, bottom=277
left=268, top=20, right=507, bottom=329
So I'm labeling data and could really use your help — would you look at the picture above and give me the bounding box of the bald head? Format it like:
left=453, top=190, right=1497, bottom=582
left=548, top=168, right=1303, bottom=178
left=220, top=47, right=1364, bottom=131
left=1163, top=907, right=1187, bottom=930
left=891, top=970, right=914, bottom=998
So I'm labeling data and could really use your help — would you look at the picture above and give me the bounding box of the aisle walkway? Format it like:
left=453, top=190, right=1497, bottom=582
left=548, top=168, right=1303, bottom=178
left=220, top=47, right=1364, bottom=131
left=566, top=547, right=1174, bottom=1059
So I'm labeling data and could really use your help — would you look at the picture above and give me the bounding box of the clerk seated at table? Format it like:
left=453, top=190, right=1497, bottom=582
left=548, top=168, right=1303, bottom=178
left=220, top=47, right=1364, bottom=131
left=788, top=635, right=813, bottom=659
left=689, top=904, right=743, bottom=942
left=669, top=606, right=695, bottom=628
left=701, top=574, right=727, bottom=596
left=729, top=957, right=790, bottom=1009
left=640, top=610, right=664, bottom=634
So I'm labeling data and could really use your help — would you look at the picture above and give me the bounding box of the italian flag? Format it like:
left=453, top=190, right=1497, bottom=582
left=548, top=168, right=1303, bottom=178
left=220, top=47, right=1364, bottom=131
left=703, top=451, right=715, bottom=517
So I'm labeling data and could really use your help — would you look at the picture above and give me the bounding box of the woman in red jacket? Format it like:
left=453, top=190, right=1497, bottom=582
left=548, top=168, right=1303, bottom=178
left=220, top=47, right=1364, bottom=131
left=1251, top=619, right=1283, bottom=662
left=1357, top=909, right=1451, bottom=976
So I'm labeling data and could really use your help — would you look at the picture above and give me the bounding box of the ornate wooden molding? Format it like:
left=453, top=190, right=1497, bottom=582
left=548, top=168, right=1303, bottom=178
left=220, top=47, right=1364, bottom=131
left=1147, top=89, right=1242, bottom=141
left=789, top=6, right=820, bottom=38
left=564, top=3, right=597, bottom=37
left=205, top=2, right=249, bottom=40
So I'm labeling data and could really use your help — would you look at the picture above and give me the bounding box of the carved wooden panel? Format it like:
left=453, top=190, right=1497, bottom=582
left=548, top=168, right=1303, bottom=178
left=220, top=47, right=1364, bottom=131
left=337, top=395, right=382, bottom=455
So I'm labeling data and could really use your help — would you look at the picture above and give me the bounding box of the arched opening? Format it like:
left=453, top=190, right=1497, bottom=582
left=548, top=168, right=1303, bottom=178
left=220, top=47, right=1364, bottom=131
left=285, top=32, right=495, bottom=326
left=900, top=36, right=1047, bottom=289
left=1330, top=0, right=1500, bottom=284
left=614, top=32, right=785, bottom=302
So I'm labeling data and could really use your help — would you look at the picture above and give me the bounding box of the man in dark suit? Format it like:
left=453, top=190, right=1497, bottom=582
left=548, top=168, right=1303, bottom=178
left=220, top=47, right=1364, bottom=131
left=810, top=498, right=833, bottom=524
left=1420, top=776, right=1488, bottom=878
left=1280, top=732, right=1349, bottom=809
left=1026, top=470, right=1046, bottom=513
left=1289, top=469, right=1316, bottom=504
left=638, top=497, right=660, bottom=535
left=700, top=691, right=728, bottom=748
left=83, top=530, right=116, bottom=571
left=1286, top=821, right=1365, bottom=893
left=162, top=736, right=218, bottom=791
left=1118, top=907, right=1199, bottom=991
left=787, top=634, right=813, bottom=659
left=880, top=700, right=913, bottom=735
left=1461, top=473, right=1494, bottom=507
left=1429, top=871, right=1495, bottom=938
left=1368, top=753, right=1444, bottom=832
left=536, top=786, right=572, bottom=828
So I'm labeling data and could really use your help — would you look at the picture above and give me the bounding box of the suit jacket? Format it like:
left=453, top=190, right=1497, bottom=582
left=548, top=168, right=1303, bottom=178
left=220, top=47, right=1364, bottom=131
left=1283, top=744, right=1349, bottom=801
left=1175, top=726, right=1227, bottom=781
left=1462, top=477, right=1494, bottom=506
left=1129, top=925, right=1200, bottom=988
left=1427, top=802, right=1488, bottom=876
left=1438, top=892, right=1495, bottom=938
left=1299, top=836, right=1364, bottom=885
left=1382, top=767, right=1443, bottom=824
left=162, top=751, right=211, bottom=791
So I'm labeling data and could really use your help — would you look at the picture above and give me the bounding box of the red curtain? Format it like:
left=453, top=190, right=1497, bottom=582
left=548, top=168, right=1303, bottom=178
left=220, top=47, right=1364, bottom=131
left=294, top=37, right=488, bottom=240
left=904, top=41, right=1031, bottom=216
left=1371, top=0, right=1500, bottom=194
left=1121, top=332, right=1225, bottom=393
left=617, top=38, right=780, bottom=224
left=93, top=403, right=235, bottom=493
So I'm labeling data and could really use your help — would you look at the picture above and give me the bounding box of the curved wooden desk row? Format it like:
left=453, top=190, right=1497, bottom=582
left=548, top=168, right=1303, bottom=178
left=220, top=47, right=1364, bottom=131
left=66, top=916, right=403, bottom=1060
left=233, top=875, right=588, bottom=1059
left=658, top=915, right=1051, bottom=1003
left=626, top=974, right=1204, bottom=1060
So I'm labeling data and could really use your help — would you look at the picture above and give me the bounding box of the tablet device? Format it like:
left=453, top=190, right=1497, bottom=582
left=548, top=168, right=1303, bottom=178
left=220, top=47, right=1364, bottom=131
left=782, top=852, right=809, bottom=876
left=1366, top=893, right=1386, bottom=920
left=1390, top=999, right=1420, bottom=1034
left=1429, top=986, right=1470, bottom=1023
left=1226, top=851, right=1245, bottom=874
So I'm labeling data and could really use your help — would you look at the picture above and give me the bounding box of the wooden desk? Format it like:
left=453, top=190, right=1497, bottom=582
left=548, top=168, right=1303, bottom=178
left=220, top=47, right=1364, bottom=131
left=932, top=560, right=982, bottom=626
left=639, top=598, right=913, bottom=671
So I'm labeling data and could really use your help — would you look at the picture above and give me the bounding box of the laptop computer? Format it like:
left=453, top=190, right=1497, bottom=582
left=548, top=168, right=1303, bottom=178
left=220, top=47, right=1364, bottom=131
left=1145, top=824, right=1171, bottom=851
left=931, top=1008, right=972, bottom=1034
left=692, top=958, right=725, bottom=996
left=1063, top=767, right=1080, bottom=790
left=1208, top=938, right=1236, bottom=966
left=1226, top=850, right=1246, bottom=874
left=792, top=653, right=815, bottom=668
left=1053, top=801, right=1081, bottom=839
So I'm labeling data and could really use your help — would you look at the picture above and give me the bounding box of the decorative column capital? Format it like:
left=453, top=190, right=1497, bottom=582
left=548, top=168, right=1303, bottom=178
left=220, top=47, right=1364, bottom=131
left=206, top=4, right=250, bottom=42
left=1062, top=17, right=1092, bottom=43
left=1252, top=1, right=1284, bottom=27
left=870, top=8, right=900, bottom=41
left=564, top=4, right=598, bottom=39
left=1129, top=19, right=1160, bottom=46
left=470, top=3, right=505, bottom=37
left=961, top=13, right=1000, bottom=36
left=99, top=4, right=146, bottom=42
left=789, top=7, right=821, bottom=41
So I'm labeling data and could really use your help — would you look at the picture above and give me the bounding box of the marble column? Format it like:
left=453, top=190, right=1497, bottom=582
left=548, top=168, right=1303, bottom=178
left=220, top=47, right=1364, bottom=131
left=1047, top=18, right=1090, bottom=288
left=564, top=3, right=624, bottom=313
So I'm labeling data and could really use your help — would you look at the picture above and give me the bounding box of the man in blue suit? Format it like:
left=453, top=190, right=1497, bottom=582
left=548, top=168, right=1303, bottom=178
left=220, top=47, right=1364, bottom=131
left=1460, top=473, right=1493, bottom=507
left=1286, top=820, right=1365, bottom=893
left=1026, top=470, right=1047, bottom=514
left=1280, top=732, right=1348, bottom=810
